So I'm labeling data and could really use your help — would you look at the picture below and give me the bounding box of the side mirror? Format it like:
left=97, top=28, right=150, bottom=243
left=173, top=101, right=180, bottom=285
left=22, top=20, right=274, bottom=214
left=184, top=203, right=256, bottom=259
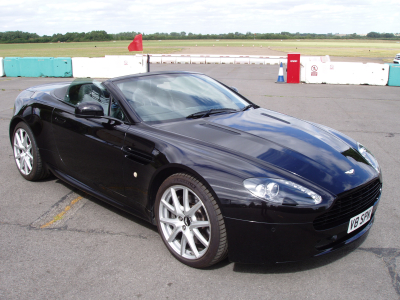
left=230, top=86, right=239, bottom=93
left=75, top=102, right=104, bottom=118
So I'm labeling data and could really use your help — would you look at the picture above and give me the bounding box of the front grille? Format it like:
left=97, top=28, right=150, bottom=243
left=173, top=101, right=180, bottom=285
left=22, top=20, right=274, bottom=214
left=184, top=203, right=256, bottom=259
left=313, top=179, right=382, bottom=230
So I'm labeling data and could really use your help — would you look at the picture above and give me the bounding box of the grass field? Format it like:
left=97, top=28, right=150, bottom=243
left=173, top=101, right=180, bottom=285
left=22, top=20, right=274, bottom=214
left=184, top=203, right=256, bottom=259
left=0, top=41, right=182, bottom=57
left=0, top=39, right=399, bottom=59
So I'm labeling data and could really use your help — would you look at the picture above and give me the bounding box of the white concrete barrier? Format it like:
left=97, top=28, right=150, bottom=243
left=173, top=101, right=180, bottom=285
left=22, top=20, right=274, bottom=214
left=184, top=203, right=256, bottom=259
left=249, top=56, right=266, bottom=65
left=72, top=57, right=101, bottom=78
left=300, top=64, right=306, bottom=82
left=136, top=54, right=153, bottom=71
left=148, top=54, right=162, bottom=64
left=176, top=55, right=191, bottom=64
left=300, top=55, right=330, bottom=64
left=326, top=62, right=364, bottom=85
left=0, top=57, right=4, bottom=77
left=365, top=63, right=390, bottom=86
left=303, top=61, right=329, bottom=84
left=303, top=60, right=389, bottom=85
left=106, top=55, right=146, bottom=78
left=264, top=57, right=287, bottom=65
left=235, top=56, right=250, bottom=64
left=72, top=56, right=146, bottom=78
left=304, top=61, right=360, bottom=84
left=161, top=55, right=176, bottom=64
left=71, top=54, right=389, bottom=85
left=191, top=55, right=207, bottom=64
left=140, top=54, right=149, bottom=70
left=128, top=54, right=289, bottom=66
left=206, top=55, right=222, bottom=64
left=300, top=56, right=331, bottom=83
left=220, top=56, right=235, bottom=64
left=327, top=62, right=389, bottom=85
left=135, top=54, right=146, bottom=66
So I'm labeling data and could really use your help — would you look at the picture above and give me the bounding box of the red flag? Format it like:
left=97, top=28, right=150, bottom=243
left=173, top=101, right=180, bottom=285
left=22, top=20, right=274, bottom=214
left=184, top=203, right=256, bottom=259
left=128, top=34, right=143, bottom=51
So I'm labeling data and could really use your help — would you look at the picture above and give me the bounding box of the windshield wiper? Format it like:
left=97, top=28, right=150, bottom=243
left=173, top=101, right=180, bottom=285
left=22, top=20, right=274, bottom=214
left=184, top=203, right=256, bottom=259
left=186, top=108, right=238, bottom=119
left=240, top=104, right=254, bottom=111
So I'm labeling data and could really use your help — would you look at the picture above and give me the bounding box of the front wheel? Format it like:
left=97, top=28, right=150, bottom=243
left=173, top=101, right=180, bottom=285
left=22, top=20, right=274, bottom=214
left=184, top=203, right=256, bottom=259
left=155, top=173, right=228, bottom=268
left=12, top=122, right=48, bottom=181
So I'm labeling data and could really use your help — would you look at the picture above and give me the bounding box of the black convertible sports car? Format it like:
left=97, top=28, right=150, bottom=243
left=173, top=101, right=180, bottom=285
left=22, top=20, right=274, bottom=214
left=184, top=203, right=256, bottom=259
left=9, top=71, right=382, bottom=268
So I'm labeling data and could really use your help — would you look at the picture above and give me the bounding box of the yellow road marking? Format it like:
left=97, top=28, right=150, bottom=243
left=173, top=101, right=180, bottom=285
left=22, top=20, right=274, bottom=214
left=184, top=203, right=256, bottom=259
left=40, top=196, right=83, bottom=229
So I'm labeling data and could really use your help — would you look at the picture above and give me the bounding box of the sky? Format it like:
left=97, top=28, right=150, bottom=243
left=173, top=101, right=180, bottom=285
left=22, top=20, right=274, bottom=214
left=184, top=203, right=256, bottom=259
left=0, top=0, right=398, bottom=36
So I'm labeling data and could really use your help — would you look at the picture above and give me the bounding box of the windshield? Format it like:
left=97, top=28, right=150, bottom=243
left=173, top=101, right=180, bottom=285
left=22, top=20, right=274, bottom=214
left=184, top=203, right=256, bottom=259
left=115, top=73, right=249, bottom=123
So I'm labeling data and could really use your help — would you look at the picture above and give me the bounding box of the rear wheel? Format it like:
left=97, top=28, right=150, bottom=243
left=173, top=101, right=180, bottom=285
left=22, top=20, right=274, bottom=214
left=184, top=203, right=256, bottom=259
left=155, top=173, right=228, bottom=268
left=13, top=122, right=48, bottom=181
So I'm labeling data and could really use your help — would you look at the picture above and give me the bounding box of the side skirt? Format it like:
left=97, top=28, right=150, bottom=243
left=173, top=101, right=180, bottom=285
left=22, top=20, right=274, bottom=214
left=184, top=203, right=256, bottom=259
left=47, top=165, right=154, bottom=225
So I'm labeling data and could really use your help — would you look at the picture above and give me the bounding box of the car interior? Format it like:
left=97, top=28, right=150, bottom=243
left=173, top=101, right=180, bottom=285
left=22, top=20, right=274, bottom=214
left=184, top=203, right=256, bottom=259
left=65, top=82, right=126, bottom=121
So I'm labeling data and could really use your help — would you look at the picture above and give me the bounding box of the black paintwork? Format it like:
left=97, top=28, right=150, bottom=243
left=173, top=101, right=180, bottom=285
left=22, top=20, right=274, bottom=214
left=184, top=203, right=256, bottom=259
left=9, top=71, right=382, bottom=264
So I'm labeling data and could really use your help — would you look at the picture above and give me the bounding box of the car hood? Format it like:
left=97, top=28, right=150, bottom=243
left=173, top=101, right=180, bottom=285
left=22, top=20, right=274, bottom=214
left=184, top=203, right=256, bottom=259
left=155, top=108, right=378, bottom=195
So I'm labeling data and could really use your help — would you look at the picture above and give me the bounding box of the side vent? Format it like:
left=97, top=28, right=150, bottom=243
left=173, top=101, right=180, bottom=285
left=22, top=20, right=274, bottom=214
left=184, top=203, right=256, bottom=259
left=122, top=146, right=153, bottom=165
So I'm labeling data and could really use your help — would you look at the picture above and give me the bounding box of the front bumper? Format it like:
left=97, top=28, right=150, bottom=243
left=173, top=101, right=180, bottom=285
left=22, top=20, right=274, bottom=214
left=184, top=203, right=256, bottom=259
left=224, top=198, right=380, bottom=264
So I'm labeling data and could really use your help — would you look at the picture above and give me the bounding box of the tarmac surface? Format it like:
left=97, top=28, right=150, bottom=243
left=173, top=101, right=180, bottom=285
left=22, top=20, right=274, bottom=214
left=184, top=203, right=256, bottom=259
left=1, top=64, right=399, bottom=299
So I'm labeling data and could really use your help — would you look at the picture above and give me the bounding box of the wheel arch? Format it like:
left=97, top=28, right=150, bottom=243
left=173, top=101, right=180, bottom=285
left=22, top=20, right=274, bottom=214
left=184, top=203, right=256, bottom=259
left=9, top=116, right=27, bottom=145
left=147, top=163, right=220, bottom=224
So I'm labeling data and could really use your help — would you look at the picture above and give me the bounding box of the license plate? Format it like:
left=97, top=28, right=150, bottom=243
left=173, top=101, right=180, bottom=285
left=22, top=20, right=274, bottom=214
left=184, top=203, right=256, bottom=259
left=347, top=206, right=373, bottom=234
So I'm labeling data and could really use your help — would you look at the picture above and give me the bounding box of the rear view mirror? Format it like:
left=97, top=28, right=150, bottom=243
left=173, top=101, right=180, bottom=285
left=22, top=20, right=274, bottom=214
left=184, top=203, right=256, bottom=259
left=75, top=102, right=104, bottom=118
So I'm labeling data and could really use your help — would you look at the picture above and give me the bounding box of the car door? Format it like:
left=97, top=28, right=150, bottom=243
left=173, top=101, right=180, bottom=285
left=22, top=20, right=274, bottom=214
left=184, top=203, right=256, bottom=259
left=51, top=81, right=129, bottom=202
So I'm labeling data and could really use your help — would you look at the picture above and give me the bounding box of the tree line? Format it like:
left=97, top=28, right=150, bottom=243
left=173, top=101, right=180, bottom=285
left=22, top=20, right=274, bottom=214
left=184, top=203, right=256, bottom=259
left=0, top=30, right=113, bottom=43
left=366, top=32, right=397, bottom=38
left=0, top=30, right=399, bottom=43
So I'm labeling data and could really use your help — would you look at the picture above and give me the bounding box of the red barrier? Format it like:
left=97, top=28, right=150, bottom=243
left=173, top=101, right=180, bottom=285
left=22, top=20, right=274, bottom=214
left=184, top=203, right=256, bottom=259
left=287, top=53, right=301, bottom=83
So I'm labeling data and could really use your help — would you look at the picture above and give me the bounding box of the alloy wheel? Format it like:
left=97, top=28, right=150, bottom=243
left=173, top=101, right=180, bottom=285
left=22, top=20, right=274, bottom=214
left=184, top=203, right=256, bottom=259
left=13, top=128, right=33, bottom=175
left=158, top=185, right=211, bottom=260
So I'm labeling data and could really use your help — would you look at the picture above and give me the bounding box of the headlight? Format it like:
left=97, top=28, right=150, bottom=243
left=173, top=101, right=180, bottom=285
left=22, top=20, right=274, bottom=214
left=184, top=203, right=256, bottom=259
left=357, top=143, right=380, bottom=173
left=243, top=178, right=322, bottom=206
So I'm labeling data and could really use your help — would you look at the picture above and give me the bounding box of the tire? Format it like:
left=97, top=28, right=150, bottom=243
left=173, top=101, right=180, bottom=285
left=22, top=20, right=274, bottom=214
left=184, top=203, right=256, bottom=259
left=155, top=173, right=228, bottom=268
left=12, top=122, right=48, bottom=181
